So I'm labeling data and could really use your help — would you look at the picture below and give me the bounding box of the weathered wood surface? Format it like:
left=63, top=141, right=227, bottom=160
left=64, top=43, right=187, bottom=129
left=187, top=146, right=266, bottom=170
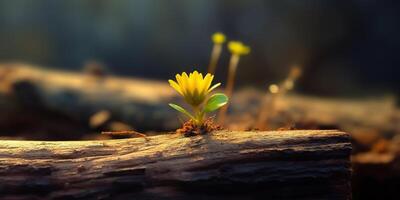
left=0, top=130, right=351, bottom=200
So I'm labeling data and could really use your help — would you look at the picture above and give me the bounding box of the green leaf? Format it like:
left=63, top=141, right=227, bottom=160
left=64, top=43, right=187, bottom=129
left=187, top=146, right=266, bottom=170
left=169, top=103, right=195, bottom=120
left=204, top=93, right=228, bottom=113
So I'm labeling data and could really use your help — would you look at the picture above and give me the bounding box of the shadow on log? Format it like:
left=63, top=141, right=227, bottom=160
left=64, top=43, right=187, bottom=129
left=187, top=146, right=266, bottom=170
left=0, top=130, right=351, bottom=199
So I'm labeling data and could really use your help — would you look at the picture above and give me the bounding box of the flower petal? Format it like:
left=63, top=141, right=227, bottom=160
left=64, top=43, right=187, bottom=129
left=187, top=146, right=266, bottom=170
left=169, top=80, right=183, bottom=95
left=175, top=74, right=185, bottom=94
left=205, top=74, right=213, bottom=88
left=181, top=72, right=189, bottom=95
left=208, top=82, right=221, bottom=92
left=193, top=71, right=201, bottom=98
left=202, top=74, right=213, bottom=94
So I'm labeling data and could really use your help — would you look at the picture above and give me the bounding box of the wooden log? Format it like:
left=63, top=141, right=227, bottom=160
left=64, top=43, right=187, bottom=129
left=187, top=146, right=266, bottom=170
left=0, top=130, right=351, bottom=200
left=230, top=89, right=398, bottom=132
left=0, top=64, right=180, bottom=132
left=280, top=94, right=397, bottom=131
left=0, top=64, right=398, bottom=135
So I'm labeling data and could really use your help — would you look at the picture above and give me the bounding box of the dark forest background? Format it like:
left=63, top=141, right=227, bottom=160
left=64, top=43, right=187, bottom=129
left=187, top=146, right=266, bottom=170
left=0, top=0, right=398, bottom=97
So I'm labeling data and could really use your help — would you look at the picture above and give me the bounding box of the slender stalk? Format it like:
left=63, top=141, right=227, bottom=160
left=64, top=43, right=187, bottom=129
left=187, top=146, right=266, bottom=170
left=207, top=44, right=223, bottom=74
left=218, top=54, right=240, bottom=125
left=193, top=105, right=203, bottom=126
left=256, top=66, right=302, bottom=130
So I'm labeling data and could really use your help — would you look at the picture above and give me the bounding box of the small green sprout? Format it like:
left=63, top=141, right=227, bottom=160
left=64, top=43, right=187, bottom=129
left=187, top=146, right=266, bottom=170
left=169, top=70, right=228, bottom=126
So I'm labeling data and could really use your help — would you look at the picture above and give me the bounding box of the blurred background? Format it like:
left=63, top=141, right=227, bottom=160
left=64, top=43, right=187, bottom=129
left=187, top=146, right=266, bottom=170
left=0, top=0, right=398, bottom=97
left=0, top=1, right=399, bottom=199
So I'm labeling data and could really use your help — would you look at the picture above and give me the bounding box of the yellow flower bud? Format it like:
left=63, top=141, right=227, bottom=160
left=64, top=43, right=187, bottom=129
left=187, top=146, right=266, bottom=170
left=212, top=32, right=226, bottom=44
left=228, top=41, right=250, bottom=55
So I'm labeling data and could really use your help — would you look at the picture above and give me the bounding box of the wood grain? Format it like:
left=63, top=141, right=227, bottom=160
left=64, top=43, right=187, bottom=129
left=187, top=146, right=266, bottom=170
left=0, top=130, right=351, bottom=199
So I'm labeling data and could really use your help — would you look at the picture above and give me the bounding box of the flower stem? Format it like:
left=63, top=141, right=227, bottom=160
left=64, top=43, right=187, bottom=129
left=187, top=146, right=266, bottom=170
left=207, top=44, right=223, bottom=74
left=218, top=54, right=240, bottom=125
left=256, top=66, right=302, bottom=130
left=193, top=106, right=203, bottom=126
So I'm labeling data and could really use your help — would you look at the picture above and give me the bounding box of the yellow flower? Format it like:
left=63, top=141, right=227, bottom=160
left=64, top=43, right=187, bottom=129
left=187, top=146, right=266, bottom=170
left=169, top=71, right=221, bottom=106
left=212, top=32, right=226, bottom=44
left=228, top=41, right=250, bottom=55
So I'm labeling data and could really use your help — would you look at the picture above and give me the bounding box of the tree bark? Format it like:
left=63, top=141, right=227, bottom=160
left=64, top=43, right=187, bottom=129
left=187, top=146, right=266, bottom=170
left=0, top=130, right=351, bottom=200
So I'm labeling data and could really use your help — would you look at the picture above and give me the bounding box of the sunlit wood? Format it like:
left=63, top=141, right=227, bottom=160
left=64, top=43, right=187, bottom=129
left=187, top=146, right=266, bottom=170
left=0, top=130, right=351, bottom=199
